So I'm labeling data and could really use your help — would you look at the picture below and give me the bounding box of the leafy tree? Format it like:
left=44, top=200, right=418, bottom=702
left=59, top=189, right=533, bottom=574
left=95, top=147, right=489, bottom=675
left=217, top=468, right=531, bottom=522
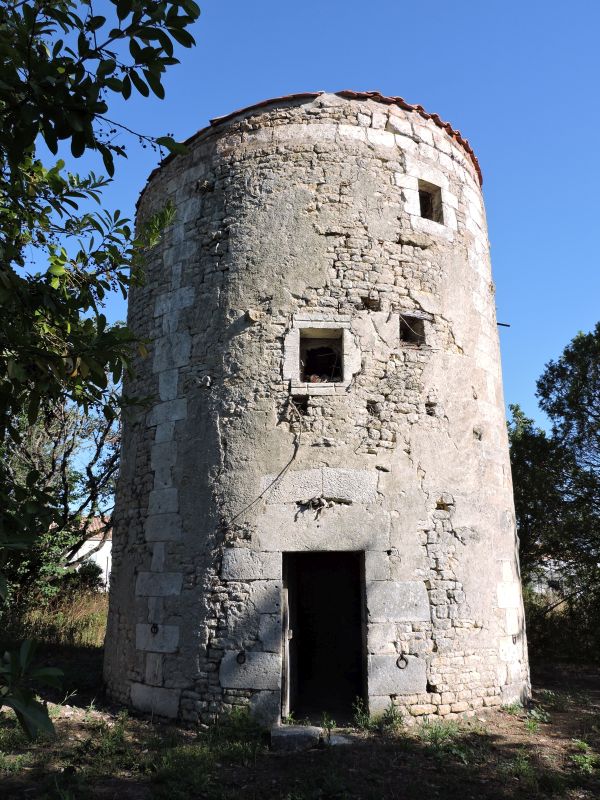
left=509, top=323, right=600, bottom=661
left=1, top=399, right=119, bottom=606
left=0, top=0, right=200, bottom=734
left=537, top=322, right=600, bottom=484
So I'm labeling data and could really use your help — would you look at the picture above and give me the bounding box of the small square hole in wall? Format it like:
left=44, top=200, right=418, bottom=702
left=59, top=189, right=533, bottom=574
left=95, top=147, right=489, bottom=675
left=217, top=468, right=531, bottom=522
left=291, top=396, right=309, bottom=417
left=400, top=314, right=426, bottom=345
left=360, top=295, right=381, bottom=312
left=418, top=180, right=444, bottom=224
left=300, top=328, right=343, bottom=383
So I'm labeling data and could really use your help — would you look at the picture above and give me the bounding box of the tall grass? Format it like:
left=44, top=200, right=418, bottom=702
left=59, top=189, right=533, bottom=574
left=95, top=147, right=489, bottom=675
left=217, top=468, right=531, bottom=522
left=3, top=592, right=108, bottom=648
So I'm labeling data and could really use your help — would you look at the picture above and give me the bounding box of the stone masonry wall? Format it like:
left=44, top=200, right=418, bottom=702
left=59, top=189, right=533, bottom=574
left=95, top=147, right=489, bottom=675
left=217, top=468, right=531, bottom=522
left=104, top=92, right=530, bottom=725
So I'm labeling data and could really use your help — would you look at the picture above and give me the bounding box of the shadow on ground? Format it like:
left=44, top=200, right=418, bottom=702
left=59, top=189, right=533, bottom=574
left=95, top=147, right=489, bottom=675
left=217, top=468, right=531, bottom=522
left=1, top=652, right=599, bottom=799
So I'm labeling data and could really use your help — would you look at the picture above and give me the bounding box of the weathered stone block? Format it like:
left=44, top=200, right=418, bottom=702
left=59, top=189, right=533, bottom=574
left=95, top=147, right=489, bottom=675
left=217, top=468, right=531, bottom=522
left=130, top=682, right=180, bottom=717
left=136, top=572, right=183, bottom=597
left=154, top=286, right=195, bottom=317
left=365, top=551, right=390, bottom=580
left=367, top=623, right=397, bottom=654
left=271, top=725, right=322, bottom=751
left=221, top=549, right=281, bottom=581
left=367, top=581, right=431, bottom=622
left=136, top=623, right=179, bottom=653
left=248, top=581, right=282, bottom=615
left=152, top=332, right=191, bottom=372
left=264, top=469, right=322, bottom=504
left=145, top=653, right=163, bottom=685
left=250, top=691, right=280, bottom=725
left=258, top=614, right=281, bottom=653
left=368, top=654, right=427, bottom=695
left=497, top=582, right=521, bottom=609
left=322, top=468, right=378, bottom=503
left=145, top=513, right=182, bottom=541
left=219, top=651, right=280, bottom=690
left=148, top=488, right=178, bottom=516
left=147, top=399, right=187, bottom=427
left=151, top=441, right=177, bottom=469
left=158, top=369, right=179, bottom=401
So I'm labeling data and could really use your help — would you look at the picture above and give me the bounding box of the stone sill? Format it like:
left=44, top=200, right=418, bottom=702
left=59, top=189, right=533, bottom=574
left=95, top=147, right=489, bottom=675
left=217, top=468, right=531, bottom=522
left=290, top=381, right=350, bottom=396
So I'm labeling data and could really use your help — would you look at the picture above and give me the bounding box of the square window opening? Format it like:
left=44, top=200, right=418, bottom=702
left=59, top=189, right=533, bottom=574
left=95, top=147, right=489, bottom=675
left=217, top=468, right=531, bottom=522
left=300, top=328, right=344, bottom=383
left=400, top=315, right=426, bottom=345
left=418, top=180, right=444, bottom=224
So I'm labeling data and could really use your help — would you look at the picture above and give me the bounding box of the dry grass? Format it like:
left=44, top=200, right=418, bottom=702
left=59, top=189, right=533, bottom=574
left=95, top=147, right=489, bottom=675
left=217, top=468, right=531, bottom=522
left=7, top=592, right=108, bottom=648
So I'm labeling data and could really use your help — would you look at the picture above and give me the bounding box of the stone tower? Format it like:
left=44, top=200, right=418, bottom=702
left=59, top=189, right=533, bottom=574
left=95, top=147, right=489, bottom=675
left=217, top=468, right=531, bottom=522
left=104, top=91, right=530, bottom=725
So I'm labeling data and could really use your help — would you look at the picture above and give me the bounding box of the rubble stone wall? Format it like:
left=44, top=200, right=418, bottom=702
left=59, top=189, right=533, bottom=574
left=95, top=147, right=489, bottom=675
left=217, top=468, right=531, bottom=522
left=104, top=92, right=530, bottom=724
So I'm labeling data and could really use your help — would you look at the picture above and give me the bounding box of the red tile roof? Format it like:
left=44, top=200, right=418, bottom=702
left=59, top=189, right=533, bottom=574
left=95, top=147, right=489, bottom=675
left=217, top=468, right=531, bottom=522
left=142, top=90, right=482, bottom=197
left=210, top=90, right=482, bottom=185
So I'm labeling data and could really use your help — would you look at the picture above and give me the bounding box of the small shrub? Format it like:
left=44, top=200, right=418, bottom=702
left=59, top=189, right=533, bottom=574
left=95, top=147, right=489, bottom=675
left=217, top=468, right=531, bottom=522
left=0, top=750, right=32, bottom=775
left=570, top=739, right=599, bottom=774
left=528, top=706, right=551, bottom=723
left=502, top=701, right=524, bottom=716
left=352, top=698, right=376, bottom=732
left=379, top=702, right=403, bottom=734
left=499, top=751, right=538, bottom=790
left=153, top=743, right=216, bottom=800
left=320, top=712, right=336, bottom=743
left=418, top=719, right=461, bottom=747
left=537, top=689, right=570, bottom=711
left=525, top=717, right=539, bottom=734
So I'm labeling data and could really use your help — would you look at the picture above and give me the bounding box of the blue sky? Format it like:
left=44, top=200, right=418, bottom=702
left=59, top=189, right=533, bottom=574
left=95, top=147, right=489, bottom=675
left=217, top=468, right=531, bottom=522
left=93, top=0, right=600, bottom=428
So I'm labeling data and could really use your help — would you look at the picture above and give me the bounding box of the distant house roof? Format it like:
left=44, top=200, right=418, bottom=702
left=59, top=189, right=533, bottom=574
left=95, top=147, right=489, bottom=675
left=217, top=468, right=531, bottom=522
left=85, top=516, right=112, bottom=541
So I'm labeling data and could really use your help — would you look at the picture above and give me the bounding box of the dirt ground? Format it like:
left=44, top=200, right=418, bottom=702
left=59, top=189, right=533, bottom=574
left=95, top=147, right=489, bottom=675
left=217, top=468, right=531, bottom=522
left=1, top=649, right=600, bottom=799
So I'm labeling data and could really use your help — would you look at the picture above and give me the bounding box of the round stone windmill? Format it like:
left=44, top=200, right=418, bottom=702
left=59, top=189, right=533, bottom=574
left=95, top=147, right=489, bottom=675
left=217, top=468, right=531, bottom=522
left=104, top=91, right=530, bottom=725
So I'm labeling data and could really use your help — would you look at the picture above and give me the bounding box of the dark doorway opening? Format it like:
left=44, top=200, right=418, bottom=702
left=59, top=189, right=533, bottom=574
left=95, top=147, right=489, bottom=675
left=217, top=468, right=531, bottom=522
left=282, top=552, right=365, bottom=723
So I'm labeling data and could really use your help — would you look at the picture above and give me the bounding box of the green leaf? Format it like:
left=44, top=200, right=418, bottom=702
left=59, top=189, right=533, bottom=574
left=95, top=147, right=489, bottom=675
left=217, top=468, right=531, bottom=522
left=130, top=70, right=149, bottom=97
left=144, top=70, right=164, bottom=99
left=168, top=27, right=195, bottom=48
left=115, top=0, right=133, bottom=21
left=19, top=640, right=35, bottom=670
left=122, top=74, right=132, bottom=99
left=87, top=15, right=106, bottom=32
left=71, top=133, right=86, bottom=157
left=155, top=136, right=187, bottom=154
left=3, top=696, right=55, bottom=739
